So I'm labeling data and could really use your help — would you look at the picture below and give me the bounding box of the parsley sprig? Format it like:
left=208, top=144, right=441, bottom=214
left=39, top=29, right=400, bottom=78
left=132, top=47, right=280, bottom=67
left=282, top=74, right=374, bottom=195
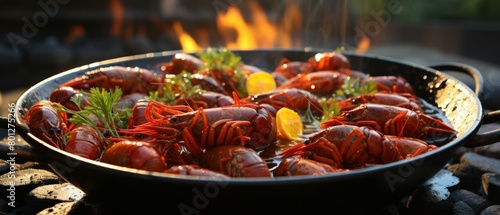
left=63, top=87, right=126, bottom=138
left=197, top=47, right=242, bottom=70
left=196, top=47, right=248, bottom=97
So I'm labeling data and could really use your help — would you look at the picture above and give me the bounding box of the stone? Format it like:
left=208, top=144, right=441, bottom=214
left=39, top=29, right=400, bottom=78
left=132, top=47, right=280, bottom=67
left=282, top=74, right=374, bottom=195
left=482, top=173, right=500, bottom=205
left=16, top=183, right=84, bottom=215
left=0, top=196, right=10, bottom=214
left=37, top=196, right=119, bottom=215
left=0, top=160, right=11, bottom=175
left=0, top=159, right=43, bottom=176
left=450, top=189, right=490, bottom=214
left=453, top=201, right=475, bottom=215
left=447, top=163, right=483, bottom=189
left=452, top=147, right=473, bottom=164
left=0, top=168, right=60, bottom=206
left=475, top=142, right=500, bottom=160
left=400, top=184, right=454, bottom=215
left=402, top=168, right=461, bottom=214
left=36, top=202, right=76, bottom=215
left=460, top=152, right=500, bottom=174
left=481, top=205, right=500, bottom=215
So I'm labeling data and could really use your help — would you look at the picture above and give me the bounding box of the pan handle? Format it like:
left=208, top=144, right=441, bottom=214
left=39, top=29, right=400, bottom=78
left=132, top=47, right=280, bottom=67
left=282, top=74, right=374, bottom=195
left=0, top=116, right=49, bottom=163
left=465, top=111, right=500, bottom=147
left=428, top=63, right=484, bottom=99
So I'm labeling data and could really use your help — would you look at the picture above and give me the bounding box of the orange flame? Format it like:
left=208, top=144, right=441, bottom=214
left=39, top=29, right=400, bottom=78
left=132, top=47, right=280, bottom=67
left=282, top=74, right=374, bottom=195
left=173, top=21, right=202, bottom=52
left=216, top=5, right=256, bottom=49
left=109, top=0, right=124, bottom=37
left=355, top=36, right=371, bottom=54
left=216, top=0, right=300, bottom=49
left=174, top=0, right=302, bottom=51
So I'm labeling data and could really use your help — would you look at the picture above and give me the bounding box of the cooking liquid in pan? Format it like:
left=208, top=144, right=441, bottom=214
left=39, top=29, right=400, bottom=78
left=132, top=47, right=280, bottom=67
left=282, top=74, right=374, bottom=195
left=259, top=98, right=454, bottom=174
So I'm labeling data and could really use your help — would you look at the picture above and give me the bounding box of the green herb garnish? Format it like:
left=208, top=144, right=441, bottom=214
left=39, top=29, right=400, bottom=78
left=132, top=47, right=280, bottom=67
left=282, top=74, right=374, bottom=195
left=63, top=87, right=126, bottom=138
left=167, top=71, right=204, bottom=99
left=301, top=102, right=320, bottom=126
left=335, top=76, right=378, bottom=100
left=319, top=97, right=341, bottom=123
left=196, top=47, right=248, bottom=97
left=197, top=47, right=242, bottom=70
left=148, top=70, right=205, bottom=104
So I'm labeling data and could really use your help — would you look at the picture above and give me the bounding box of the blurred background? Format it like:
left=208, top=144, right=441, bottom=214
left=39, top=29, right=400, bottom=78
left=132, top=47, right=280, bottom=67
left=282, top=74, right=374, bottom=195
left=1, top=0, right=500, bottom=110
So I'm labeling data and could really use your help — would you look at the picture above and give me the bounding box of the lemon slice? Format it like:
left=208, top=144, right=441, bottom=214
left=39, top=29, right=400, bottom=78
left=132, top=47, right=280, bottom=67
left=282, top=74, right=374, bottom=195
left=276, top=107, right=304, bottom=140
left=246, top=71, right=277, bottom=96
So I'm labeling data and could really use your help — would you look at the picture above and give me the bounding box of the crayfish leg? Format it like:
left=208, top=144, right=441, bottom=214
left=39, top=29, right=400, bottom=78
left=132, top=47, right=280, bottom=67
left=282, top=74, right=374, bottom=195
left=182, top=128, right=203, bottom=157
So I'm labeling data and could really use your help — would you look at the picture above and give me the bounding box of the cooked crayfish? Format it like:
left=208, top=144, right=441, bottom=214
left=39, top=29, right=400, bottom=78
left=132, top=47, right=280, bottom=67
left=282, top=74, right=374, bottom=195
left=125, top=102, right=277, bottom=157
left=61, top=66, right=162, bottom=95
left=64, top=124, right=106, bottom=160
left=338, top=92, right=422, bottom=112
left=241, top=88, right=322, bottom=118
left=190, top=73, right=226, bottom=94
left=164, top=165, right=230, bottom=179
left=386, top=135, right=438, bottom=159
left=308, top=51, right=351, bottom=73
left=100, top=141, right=166, bottom=172
left=116, top=93, right=146, bottom=110
left=158, top=53, right=204, bottom=75
left=175, top=91, right=234, bottom=109
left=49, top=86, right=90, bottom=111
left=321, top=104, right=457, bottom=143
left=280, top=125, right=401, bottom=169
left=278, top=71, right=348, bottom=98
left=273, top=58, right=312, bottom=79
left=367, top=76, right=416, bottom=95
left=128, top=99, right=149, bottom=127
left=24, top=100, right=68, bottom=149
left=202, top=145, right=271, bottom=177
left=274, top=156, right=347, bottom=176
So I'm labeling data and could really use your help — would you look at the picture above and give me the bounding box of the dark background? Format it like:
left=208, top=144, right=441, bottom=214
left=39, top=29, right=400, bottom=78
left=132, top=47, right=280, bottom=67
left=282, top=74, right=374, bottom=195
left=1, top=0, right=499, bottom=108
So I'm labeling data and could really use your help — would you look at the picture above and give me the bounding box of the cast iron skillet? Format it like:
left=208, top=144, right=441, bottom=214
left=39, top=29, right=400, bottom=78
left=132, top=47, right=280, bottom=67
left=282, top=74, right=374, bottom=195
left=2, top=48, right=500, bottom=214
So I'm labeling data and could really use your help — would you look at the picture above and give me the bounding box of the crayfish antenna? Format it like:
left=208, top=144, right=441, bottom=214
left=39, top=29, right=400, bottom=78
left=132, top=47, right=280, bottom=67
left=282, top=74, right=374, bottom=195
left=319, top=118, right=345, bottom=129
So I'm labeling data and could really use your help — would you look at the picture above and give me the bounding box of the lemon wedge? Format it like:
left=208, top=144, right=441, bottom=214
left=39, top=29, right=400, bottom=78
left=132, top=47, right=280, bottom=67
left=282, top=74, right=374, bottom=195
left=276, top=107, right=304, bottom=140
left=246, top=71, right=276, bottom=96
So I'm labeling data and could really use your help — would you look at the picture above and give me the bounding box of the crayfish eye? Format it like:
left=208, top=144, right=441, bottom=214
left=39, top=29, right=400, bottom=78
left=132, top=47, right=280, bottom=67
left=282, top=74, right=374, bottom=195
left=47, top=127, right=60, bottom=136
left=345, top=113, right=353, bottom=120
left=169, top=117, right=178, bottom=123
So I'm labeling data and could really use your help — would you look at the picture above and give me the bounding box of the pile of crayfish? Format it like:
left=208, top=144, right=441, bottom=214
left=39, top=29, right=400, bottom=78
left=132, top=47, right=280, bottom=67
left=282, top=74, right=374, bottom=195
left=23, top=47, right=457, bottom=178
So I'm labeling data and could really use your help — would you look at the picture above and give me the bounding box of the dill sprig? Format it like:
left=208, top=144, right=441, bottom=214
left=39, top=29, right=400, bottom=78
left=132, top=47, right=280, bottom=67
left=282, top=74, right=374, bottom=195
left=300, top=102, right=320, bottom=126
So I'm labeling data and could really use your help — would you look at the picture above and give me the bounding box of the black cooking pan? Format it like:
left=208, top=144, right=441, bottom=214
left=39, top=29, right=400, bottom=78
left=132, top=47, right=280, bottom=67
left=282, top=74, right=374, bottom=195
left=1, top=49, right=499, bottom=214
